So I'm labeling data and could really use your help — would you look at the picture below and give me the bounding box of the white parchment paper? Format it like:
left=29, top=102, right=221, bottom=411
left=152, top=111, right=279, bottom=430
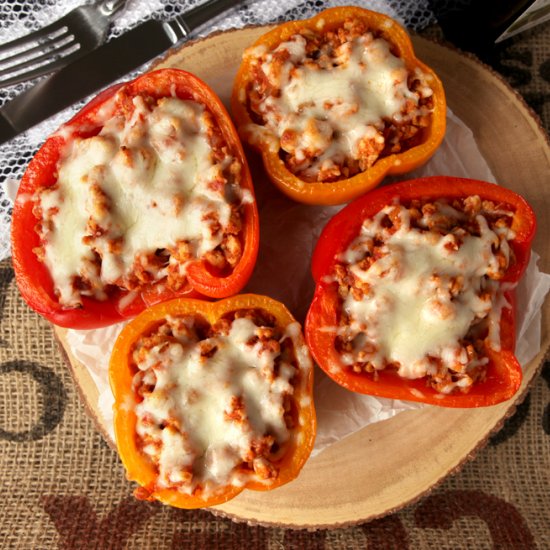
left=65, top=109, right=550, bottom=454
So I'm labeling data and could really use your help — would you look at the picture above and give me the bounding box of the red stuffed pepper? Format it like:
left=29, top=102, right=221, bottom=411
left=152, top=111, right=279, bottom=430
left=305, top=177, right=536, bottom=407
left=110, top=294, right=316, bottom=508
left=11, top=68, right=259, bottom=329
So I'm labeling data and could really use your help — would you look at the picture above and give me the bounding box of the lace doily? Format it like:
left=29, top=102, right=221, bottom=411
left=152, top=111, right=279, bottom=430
left=0, top=0, right=437, bottom=260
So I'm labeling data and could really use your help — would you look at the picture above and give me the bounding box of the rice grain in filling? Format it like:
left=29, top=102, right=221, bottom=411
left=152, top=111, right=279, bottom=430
left=130, top=309, right=302, bottom=496
left=332, top=196, right=516, bottom=395
left=33, top=94, right=252, bottom=307
left=244, top=18, right=434, bottom=182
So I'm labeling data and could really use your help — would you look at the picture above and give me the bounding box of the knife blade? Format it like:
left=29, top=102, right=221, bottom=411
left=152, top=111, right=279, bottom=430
left=0, top=0, right=242, bottom=146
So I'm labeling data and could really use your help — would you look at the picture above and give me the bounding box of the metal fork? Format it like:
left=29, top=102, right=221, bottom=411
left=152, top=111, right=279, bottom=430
left=0, top=0, right=127, bottom=88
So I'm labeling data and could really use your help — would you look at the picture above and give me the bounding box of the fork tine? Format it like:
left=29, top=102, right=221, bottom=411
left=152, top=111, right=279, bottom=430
left=0, top=51, right=83, bottom=88
left=0, top=18, right=71, bottom=56
left=0, top=37, right=78, bottom=78
left=0, top=29, right=72, bottom=69
left=0, top=0, right=129, bottom=88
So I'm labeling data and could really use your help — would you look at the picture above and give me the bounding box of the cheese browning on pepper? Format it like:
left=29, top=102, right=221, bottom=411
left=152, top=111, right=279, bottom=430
left=243, top=18, right=434, bottom=183
left=332, top=196, right=516, bottom=395
left=131, top=308, right=305, bottom=496
left=33, top=94, right=251, bottom=307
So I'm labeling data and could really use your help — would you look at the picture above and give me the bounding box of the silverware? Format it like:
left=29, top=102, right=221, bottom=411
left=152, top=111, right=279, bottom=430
left=0, top=0, right=242, bottom=145
left=0, top=0, right=128, bottom=88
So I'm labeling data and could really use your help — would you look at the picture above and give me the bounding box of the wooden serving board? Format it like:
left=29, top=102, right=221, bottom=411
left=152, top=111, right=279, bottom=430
left=55, top=27, right=550, bottom=529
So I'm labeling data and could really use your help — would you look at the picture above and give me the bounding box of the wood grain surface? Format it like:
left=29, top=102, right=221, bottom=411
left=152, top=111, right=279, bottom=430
left=55, top=27, right=550, bottom=529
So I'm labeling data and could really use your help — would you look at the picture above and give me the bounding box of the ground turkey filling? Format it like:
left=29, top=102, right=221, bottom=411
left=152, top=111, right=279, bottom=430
left=332, top=196, right=516, bottom=395
left=131, top=309, right=300, bottom=496
left=244, top=18, right=434, bottom=182
left=33, top=94, right=251, bottom=307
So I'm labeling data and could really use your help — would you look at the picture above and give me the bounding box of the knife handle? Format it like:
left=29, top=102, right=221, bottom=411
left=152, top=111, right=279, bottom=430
left=0, top=113, right=16, bottom=145
left=175, top=0, right=240, bottom=33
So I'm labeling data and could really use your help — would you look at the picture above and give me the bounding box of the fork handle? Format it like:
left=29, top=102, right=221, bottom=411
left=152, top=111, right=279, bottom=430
left=98, top=0, right=128, bottom=18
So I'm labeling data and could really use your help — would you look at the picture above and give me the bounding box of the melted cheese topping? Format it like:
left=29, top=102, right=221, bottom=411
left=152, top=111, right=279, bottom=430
left=336, top=200, right=515, bottom=393
left=133, top=315, right=307, bottom=495
left=245, top=29, right=433, bottom=179
left=36, top=95, right=248, bottom=306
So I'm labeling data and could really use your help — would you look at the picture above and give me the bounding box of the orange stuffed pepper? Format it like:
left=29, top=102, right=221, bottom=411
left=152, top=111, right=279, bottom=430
left=110, top=294, right=316, bottom=508
left=232, top=6, right=446, bottom=205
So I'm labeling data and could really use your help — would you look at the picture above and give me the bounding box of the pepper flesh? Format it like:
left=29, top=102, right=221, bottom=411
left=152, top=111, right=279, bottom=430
left=11, top=69, right=260, bottom=329
left=305, top=177, right=536, bottom=407
left=109, top=294, right=317, bottom=509
left=231, top=6, right=446, bottom=206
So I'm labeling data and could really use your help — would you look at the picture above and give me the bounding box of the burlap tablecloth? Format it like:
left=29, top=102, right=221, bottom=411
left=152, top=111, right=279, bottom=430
left=1, top=14, right=549, bottom=550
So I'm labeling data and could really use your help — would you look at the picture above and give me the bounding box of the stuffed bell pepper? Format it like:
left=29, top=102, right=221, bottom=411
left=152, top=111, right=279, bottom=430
left=231, top=6, right=446, bottom=205
left=305, top=177, right=536, bottom=407
left=11, top=68, right=259, bottom=329
left=109, top=294, right=316, bottom=508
